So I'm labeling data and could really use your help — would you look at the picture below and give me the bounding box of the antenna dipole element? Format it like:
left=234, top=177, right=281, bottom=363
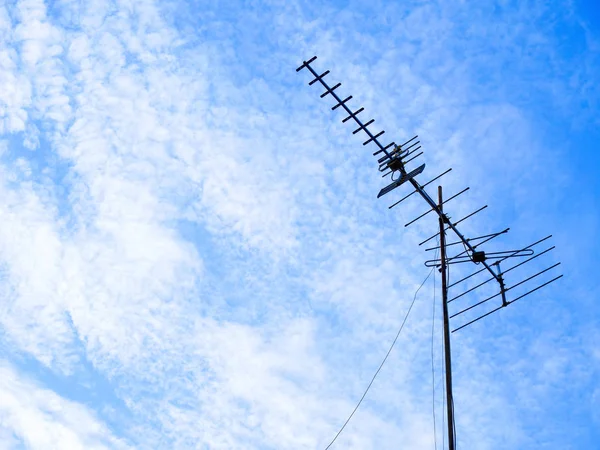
left=439, top=186, right=456, bottom=450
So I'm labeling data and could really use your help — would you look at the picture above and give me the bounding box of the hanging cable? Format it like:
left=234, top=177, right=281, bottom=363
left=441, top=333, right=446, bottom=450
left=445, top=251, right=457, bottom=450
left=324, top=265, right=437, bottom=450
left=431, top=243, right=439, bottom=450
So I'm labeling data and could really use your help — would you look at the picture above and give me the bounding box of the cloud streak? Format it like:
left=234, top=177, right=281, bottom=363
left=0, top=0, right=598, bottom=448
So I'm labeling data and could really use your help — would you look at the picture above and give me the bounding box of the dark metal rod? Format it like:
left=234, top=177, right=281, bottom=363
left=380, top=144, right=420, bottom=169
left=403, top=151, right=423, bottom=165
left=493, top=235, right=553, bottom=266
left=320, top=82, right=341, bottom=98
left=452, top=305, right=504, bottom=333
left=295, top=56, right=317, bottom=71
left=446, top=247, right=533, bottom=267
left=299, top=59, right=392, bottom=159
left=450, top=263, right=561, bottom=319
left=402, top=140, right=421, bottom=154
left=506, top=263, right=561, bottom=293
left=353, top=119, right=375, bottom=134
left=426, top=229, right=510, bottom=252
left=438, top=186, right=456, bottom=450
left=448, top=234, right=549, bottom=288
left=342, top=107, right=364, bottom=123
left=400, top=135, right=418, bottom=147
left=364, top=130, right=385, bottom=145
left=428, top=249, right=534, bottom=266
left=450, top=290, right=502, bottom=319
left=508, top=275, right=564, bottom=305
left=500, top=246, right=555, bottom=276
left=453, top=205, right=488, bottom=227
left=309, top=70, right=330, bottom=85
left=389, top=169, right=453, bottom=210
left=445, top=229, right=509, bottom=263
left=449, top=274, right=496, bottom=303
left=332, top=95, right=352, bottom=110
left=418, top=205, right=488, bottom=247
left=452, top=274, right=563, bottom=333
left=379, top=145, right=417, bottom=168
left=405, top=187, right=469, bottom=228
left=448, top=266, right=485, bottom=288
left=374, top=142, right=397, bottom=158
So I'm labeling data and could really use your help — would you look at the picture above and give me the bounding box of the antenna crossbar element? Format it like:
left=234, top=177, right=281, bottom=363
left=353, top=119, right=375, bottom=134
left=403, top=150, right=423, bottom=166
left=343, top=107, right=364, bottom=122
left=446, top=230, right=511, bottom=261
left=377, top=164, right=426, bottom=198
left=451, top=274, right=562, bottom=333
left=450, top=263, right=561, bottom=319
left=374, top=135, right=417, bottom=157
left=406, top=178, right=504, bottom=290
left=428, top=249, right=534, bottom=267
left=448, top=246, right=557, bottom=302
left=297, top=56, right=395, bottom=161
left=364, top=130, right=385, bottom=145
left=405, top=187, right=469, bottom=227
left=425, top=229, right=510, bottom=252
left=447, top=235, right=552, bottom=288
left=389, top=169, right=453, bottom=209
left=332, top=95, right=352, bottom=110
left=378, top=139, right=416, bottom=164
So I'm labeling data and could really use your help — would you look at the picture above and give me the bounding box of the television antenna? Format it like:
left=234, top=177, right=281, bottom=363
left=297, top=56, right=562, bottom=449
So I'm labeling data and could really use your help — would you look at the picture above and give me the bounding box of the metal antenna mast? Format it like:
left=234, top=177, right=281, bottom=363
left=297, top=56, right=563, bottom=448
left=438, top=186, right=455, bottom=450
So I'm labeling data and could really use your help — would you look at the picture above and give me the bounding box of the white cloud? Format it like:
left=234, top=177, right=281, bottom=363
left=0, top=0, right=597, bottom=448
left=0, top=361, right=129, bottom=449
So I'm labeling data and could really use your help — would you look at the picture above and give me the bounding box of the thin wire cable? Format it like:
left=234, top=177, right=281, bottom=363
left=445, top=251, right=457, bottom=449
left=431, top=244, right=439, bottom=450
left=441, top=333, right=446, bottom=450
left=324, top=266, right=436, bottom=450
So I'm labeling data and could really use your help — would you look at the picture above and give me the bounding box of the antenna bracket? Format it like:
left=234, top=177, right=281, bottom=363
left=377, top=163, right=425, bottom=198
left=472, top=251, right=486, bottom=263
left=387, top=157, right=404, bottom=172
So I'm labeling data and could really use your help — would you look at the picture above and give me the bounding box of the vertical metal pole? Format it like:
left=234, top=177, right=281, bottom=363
left=438, top=186, right=456, bottom=450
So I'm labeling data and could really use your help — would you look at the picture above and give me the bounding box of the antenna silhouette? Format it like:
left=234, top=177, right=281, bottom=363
left=297, top=56, right=562, bottom=449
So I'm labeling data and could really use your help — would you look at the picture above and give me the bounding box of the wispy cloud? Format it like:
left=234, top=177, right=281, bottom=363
left=0, top=0, right=597, bottom=448
left=0, top=361, right=129, bottom=449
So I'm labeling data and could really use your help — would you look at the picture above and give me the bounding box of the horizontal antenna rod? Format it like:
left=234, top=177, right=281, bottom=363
left=426, top=229, right=510, bottom=252
left=375, top=135, right=418, bottom=157
left=448, top=235, right=552, bottom=288
left=418, top=205, right=488, bottom=247
left=407, top=172, right=498, bottom=281
left=431, top=249, right=534, bottom=267
left=447, top=247, right=554, bottom=303
left=388, top=169, right=452, bottom=209
left=452, top=274, right=563, bottom=333
left=379, top=139, right=419, bottom=165
left=450, top=263, right=561, bottom=319
left=444, top=230, right=512, bottom=264
left=403, top=151, right=424, bottom=166
left=405, top=188, right=470, bottom=227
left=506, top=274, right=564, bottom=305
left=297, top=56, right=394, bottom=160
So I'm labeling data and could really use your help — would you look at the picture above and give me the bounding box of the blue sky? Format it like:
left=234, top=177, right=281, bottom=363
left=0, top=0, right=598, bottom=448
